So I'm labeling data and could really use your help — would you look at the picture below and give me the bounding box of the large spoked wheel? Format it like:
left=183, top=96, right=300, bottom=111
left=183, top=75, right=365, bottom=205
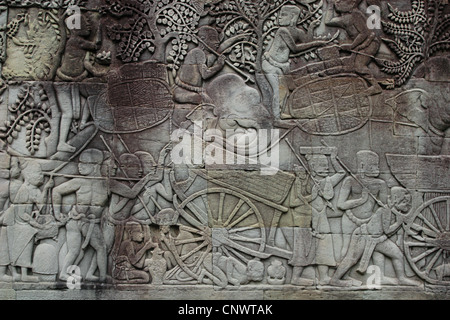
left=164, top=188, right=267, bottom=283
left=404, top=196, right=450, bottom=285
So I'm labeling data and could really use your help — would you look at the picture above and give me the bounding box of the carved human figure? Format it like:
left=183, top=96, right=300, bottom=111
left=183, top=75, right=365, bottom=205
left=108, top=145, right=171, bottom=224
left=172, top=26, right=226, bottom=105
left=305, top=148, right=346, bottom=285
left=388, top=187, right=412, bottom=251
left=0, top=157, right=21, bottom=281
left=131, top=167, right=173, bottom=220
left=198, top=248, right=265, bottom=288
left=109, top=153, right=159, bottom=222
left=112, top=222, right=157, bottom=284
left=155, top=209, right=202, bottom=272
left=7, top=160, right=53, bottom=282
left=143, top=246, right=167, bottom=285
left=288, top=166, right=315, bottom=286
left=262, top=5, right=328, bottom=118
left=337, top=150, right=387, bottom=259
left=330, top=187, right=420, bottom=287
left=54, top=13, right=102, bottom=154
left=52, top=148, right=109, bottom=282
left=324, top=0, right=382, bottom=95
left=57, top=13, right=101, bottom=82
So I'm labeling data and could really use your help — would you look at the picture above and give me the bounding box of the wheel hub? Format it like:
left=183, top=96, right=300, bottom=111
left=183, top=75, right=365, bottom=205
left=430, top=231, right=450, bottom=251
left=212, top=227, right=229, bottom=247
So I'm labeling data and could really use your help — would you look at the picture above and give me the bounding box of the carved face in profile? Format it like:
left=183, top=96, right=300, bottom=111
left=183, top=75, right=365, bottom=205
left=357, top=151, right=380, bottom=178
left=78, top=149, right=104, bottom=176
left=119, top=154, right=143, bottom=179
left=308, top=155, right=329, bottom=177
left=23, top=162, right=44, bottom=187
left=198, top=26, right=220, bottom=51
left=71, top=14, right=92, bottom=38
left=278, top=6, right=300, bottom=27
left=128, top=224, right=145, bottom=243
left=391, top=187, right=412, bottom=213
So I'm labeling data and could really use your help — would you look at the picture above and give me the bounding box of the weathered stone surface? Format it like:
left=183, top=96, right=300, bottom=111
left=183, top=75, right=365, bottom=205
left=0, top=0, right=448, bottom=301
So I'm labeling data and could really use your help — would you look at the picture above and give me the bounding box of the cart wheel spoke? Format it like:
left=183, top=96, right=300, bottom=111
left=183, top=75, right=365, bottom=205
left=404, top=241, right=438, bottom=248
left=227, top=208, right=254, bottom=229
left=428, top=205, right=444, bottom=232
left=415, top=217, right=440, bottom=235
left=446, top=199, right=450, bottom=231
left=228, top=224, right=262, bottom=234
left=412, top=247, right=440, bottom=263
left=224, top=199, right=245, bottom=227
left=174, top=236, right=206, bottom=246
left=425, top=249, right=443, bottom=275
left=218, top=192, right=225, bottom=224
left=228, top=234, right=262, bottom=244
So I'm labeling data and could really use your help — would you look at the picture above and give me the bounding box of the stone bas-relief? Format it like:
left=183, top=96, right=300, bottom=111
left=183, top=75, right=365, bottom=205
left=0, top=0, right=448, bottom=298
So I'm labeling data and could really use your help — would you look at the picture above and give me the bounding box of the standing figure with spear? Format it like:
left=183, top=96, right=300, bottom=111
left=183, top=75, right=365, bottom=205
left=330, top=149, right=420, bottom=287
left=52, top=148, right=110, bottom=283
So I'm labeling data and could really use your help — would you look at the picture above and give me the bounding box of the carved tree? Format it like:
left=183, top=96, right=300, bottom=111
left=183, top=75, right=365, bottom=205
left=0, top=84, right=52, bottom=155
left=381, top=0, right=450, bottom=86
left=102, top=0, right=201, bottom=70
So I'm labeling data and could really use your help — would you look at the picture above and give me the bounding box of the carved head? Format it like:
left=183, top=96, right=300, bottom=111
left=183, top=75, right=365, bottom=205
left=293, top=164, right=308, bottom=179
left=306, top=154, right=329, bottom=177
left=118, top=153, right=143, bottom=179
left=155, top=208, right=179, bottom=226
left=390, top=187, right=412, bottom=213
left=78, top=148, right=104, bottom=176
left=246, top=259, right=265, bottom=282
left=68, top=13, right=92, bottom=37
left=198, top=26, right=220, bottom=50
left=125, top=222, right=145, bottom=242
left=21, top=160, right=44, bottom=187
left=356, top=150, right=379, bottom=178
left=279, top=5, right=301, bottom=27
left=135, top=151, right=157, bottom=176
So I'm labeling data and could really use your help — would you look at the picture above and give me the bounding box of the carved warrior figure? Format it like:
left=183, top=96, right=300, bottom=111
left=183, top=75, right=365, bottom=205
left=52, top=148, right=109, bottom=282
left=262, top=5, right=329, bottom=118
left=53, top=12, right=105, bottom=154
left=331, top=151, right=420, bottom=287
left=324, top=0, right=382, bottom=95
left=108, top=144, right=172, bottom=224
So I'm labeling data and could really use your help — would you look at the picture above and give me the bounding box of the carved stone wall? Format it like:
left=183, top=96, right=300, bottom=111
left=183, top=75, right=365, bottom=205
left=0, top=0, right=449, bottom=300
